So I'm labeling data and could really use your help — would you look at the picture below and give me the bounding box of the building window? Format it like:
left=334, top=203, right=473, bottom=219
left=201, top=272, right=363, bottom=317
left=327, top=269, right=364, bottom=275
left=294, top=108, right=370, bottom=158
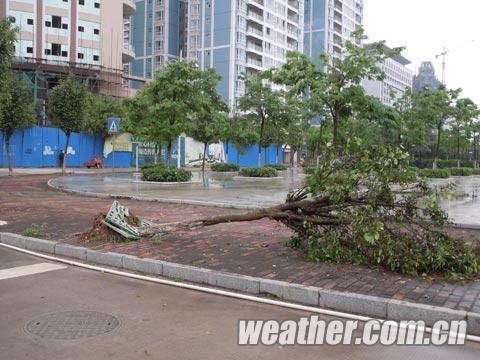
left=8, top=16, right=15, bottom=23
left=94, top=2, right=100, bottom=8
left=93, top=55, right=100, bottom=61
left=94, top=29, right=100, bottom=35
left=78, top=26, right=84, bottom=32
left=78, top=53, right=84, bottom=59
left=27, top=19, right=34, bottom=25
left=52, top=16, right=62, bottom=29
left=45, top=21, right=51, bottom=27
left=27, top=47, right=33, bottom=54
left=79, top=0, right=85, bottom=5
left=62, top=23, right=68, bottom=30
left=61, top=51, right=68, bottom=57
left=51, top=43, right=61, bottom=56
left=45, top=49, right=51, bottom=55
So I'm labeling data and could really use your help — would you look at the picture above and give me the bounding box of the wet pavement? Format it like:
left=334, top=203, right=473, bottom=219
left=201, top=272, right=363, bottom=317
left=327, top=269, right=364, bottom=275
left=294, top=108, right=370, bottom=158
left=3, top=247, right=480, bottom=359
left=1, top=175, right=480, bottom=315
left=50, top=170, right=307, bottom=208
left=432, top=176, right=480, bottom=226
left=51, top=171, right=480, bottom=224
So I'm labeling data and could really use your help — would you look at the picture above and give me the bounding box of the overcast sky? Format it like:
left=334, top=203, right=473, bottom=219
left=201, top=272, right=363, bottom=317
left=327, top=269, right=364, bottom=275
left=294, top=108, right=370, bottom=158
left=364, top=0, right=480, bottom=105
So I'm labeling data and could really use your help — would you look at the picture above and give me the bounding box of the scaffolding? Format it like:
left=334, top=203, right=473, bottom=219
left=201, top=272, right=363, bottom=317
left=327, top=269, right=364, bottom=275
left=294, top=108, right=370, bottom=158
left=12, top=56, right=144, bottom=126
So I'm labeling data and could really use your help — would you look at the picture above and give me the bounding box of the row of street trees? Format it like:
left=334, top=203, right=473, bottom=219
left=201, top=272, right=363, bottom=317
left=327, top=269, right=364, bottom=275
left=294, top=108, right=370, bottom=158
left=2, top=17, right=479, bottom=175
left=0, top=16, right=123, bottom=174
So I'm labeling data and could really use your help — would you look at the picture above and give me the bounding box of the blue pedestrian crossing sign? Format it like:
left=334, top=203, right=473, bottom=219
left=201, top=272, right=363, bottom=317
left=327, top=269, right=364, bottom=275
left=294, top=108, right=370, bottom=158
left=108, top=117, right=121, bottom=135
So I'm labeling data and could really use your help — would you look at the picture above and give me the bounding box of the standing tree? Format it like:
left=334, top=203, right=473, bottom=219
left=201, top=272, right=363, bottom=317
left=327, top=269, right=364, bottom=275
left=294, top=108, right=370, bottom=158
left=0, top=76, right=36, bottom=175
left=472, top=119, right=480, bottom=168
left=0, top=19, right=17, bottom=81
left=272, top=29, right=401, bottom=152
left=125, top=61, right=203, bottom=166
left=189, top=68, right=229, bottom=175
left=48, top=74, right=88, bottom=173
left=238, top=73, right=285, bottom=167
left=222, top=114, right=259, bottom=164
left=84, top=94, right=123, bottom=135
left=0, top=20, right=36, bottom=175
left=414, top=86, right=459, bottom=168
left=452, top=98, right=479, bottom=167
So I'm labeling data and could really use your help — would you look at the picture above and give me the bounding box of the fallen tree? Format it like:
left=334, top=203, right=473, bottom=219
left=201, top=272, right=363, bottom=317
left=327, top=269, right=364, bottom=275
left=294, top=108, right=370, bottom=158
left=92, top=142, right=479, bottom=278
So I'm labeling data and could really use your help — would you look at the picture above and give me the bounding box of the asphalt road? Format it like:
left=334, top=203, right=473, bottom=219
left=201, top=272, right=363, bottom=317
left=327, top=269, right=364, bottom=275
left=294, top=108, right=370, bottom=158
left=0, top=247, right=479, bottom=360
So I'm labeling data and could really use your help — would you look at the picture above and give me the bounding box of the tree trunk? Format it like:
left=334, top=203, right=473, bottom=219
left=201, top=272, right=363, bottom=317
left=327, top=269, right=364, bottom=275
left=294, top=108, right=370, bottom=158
left=433, top=124, right=442, bottom=169
left=333, top=117, right=339, bottom=153
left=457, top=128, right=461, bottom=168
left=258, top=115, right=265, bottom=167
left=474, top=133, right=479, bottom=168
left=202, top=142, right=208, bottom=176
left=289, top=149, right=296, bottom=167
left=5, top=133, right=13, bottom=176
left=63, top=133, right=70, bottom=175
left=166, top=142, right=172, bottom=168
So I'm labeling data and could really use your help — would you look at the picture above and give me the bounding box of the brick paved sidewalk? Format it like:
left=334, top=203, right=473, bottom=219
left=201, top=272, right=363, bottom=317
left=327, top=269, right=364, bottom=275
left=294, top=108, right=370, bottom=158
left=1, top=175, right=480, bottom=313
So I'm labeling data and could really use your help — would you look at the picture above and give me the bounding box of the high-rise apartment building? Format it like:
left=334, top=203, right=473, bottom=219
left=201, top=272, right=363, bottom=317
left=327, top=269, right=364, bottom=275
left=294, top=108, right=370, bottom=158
left=303, top=0, right=363, bottom=67
left=413, top=61, right=442, bottom=92
left=129, top=0, right=305, bottom=107
left=128, top=0, right=182, bottom=81
left=363, top=45, right=413, bottom=106
left=0, top=0, right=137, bottom=92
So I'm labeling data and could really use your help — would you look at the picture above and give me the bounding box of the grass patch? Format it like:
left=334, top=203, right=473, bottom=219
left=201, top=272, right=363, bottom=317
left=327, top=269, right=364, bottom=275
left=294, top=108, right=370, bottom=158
left=22, top=223, right=48, bottom=238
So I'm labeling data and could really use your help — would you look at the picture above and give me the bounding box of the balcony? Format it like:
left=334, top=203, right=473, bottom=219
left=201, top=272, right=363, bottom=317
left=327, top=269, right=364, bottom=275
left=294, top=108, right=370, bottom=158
left=246, top=57, right=263, bottom=69
left=288, top=0, right=299, bottom=10
left=246, top=41, right=263, bottom=54
left=247, top=10, right=263, bottom=23
left=247, top=26, right=263, bottom=39
left=123, top=0, right=136, bottom=17
left=122, top=43, right=135, bottom=63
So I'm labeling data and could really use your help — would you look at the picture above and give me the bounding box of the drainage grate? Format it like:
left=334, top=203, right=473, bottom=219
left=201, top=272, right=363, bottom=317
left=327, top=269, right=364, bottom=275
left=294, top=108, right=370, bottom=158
left=25, top=311, right=120, bottom=340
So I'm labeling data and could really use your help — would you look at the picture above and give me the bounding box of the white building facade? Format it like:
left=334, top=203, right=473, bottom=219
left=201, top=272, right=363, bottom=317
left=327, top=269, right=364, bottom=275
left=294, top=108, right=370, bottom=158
left=363, top=45, right=413, bottom=106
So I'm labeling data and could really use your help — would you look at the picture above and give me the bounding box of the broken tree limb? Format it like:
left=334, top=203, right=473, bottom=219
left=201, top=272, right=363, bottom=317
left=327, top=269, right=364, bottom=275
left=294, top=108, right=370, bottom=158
left=139, top=191, right=351, bottom=237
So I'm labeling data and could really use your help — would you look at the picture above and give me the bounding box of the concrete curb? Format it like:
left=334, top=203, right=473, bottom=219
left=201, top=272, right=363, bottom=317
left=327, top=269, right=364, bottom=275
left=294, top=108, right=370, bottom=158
left=1, top=232, right=479, bottom=336
left=47, top=178, right=265, bottom=210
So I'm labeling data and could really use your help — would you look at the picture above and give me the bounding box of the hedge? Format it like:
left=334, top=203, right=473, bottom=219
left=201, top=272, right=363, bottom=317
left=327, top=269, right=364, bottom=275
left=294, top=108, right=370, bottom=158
left=418, top=168, right=451, bottom=178
left=303, top=166, right=317, bottom=175
left=412, top=159, right=476, bottom=169
left=264, top=163, right=288, bottom=171
left=211, top=163, right=240, bottom=172
left=419, top=167, right=480, bottom=178
left=142, top=167, right=192, bottom=182
left=239, top=167, right=278, bottom=178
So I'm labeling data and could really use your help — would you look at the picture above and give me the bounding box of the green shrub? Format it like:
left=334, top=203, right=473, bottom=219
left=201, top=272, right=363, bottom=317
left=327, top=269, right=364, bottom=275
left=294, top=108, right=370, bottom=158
left=418, top=168, right=451, bottom=178
left=211, top=163, right=240, bottom=172
left=142, top=167, right=192, bottom=182
left=264, top=163, right=288, bottom=171
left=303, top=166, right=317, bottom=175
left=239, top=167, right=278, bottom=177
left=449, top=167, right=474, bottom=176
left=22, top=223, right=48, bottom=238
left=412, top=159, right=475, bottom=169
left=472, top=168, right=480, bottom=175
left=141, top=163, right=165, bottom=170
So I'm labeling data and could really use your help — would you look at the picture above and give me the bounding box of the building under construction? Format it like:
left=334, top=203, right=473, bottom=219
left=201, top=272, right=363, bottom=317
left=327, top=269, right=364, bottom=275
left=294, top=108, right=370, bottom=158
left=0, top=0, right=145, bottom=125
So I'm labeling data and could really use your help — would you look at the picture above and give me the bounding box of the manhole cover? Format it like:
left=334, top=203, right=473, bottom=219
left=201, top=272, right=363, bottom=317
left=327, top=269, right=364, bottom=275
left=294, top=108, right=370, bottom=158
left=25, top=311, right=120, bottom=340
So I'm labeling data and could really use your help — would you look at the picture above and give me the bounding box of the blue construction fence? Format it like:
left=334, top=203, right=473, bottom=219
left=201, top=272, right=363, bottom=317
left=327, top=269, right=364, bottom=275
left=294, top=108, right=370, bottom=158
left=0, top=126, right=283, bottom=169
left=0, top=126, right=131, bottom=168
left=225, top=143, right=283, bottom=167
